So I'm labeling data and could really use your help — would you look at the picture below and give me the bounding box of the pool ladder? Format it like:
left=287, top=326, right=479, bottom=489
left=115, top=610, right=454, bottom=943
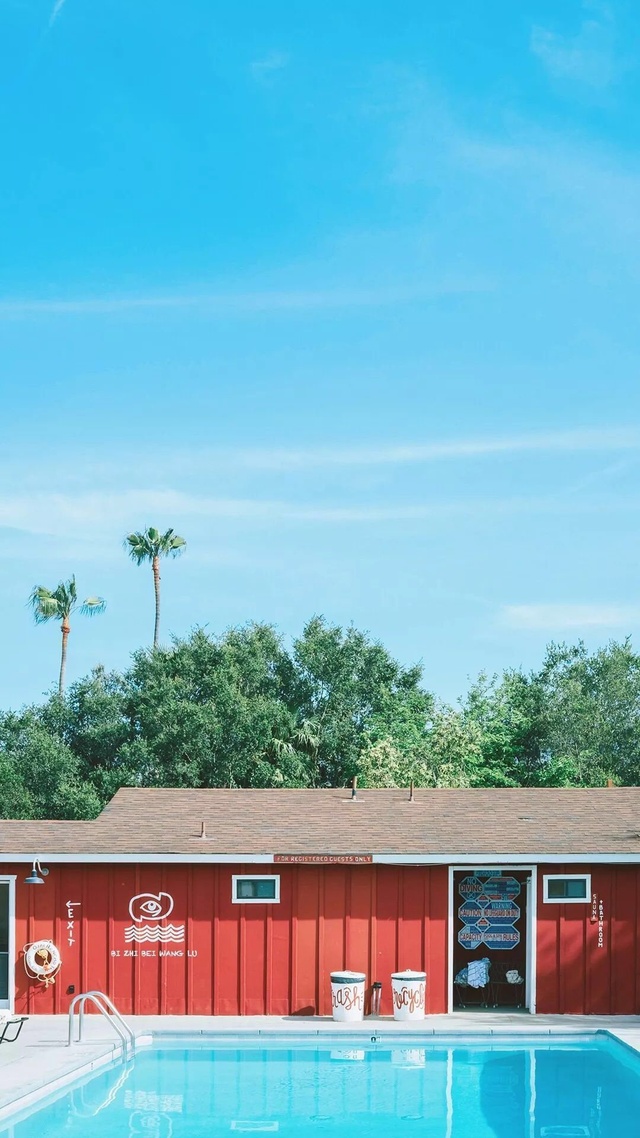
left=68, top=990, right=135, bottom=1056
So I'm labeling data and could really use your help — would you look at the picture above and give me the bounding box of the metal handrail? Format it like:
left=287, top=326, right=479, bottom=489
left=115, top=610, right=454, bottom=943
left=68, top=990, right=135, bottom=1054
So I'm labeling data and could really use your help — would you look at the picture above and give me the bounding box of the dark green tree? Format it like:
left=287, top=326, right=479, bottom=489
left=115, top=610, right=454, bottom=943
left=292, top=617, right=433, bottom=785
left=534, top=639, right=640, bottom=786
left=5, top=622, right=640, bottom=821
left=0, top=710, right=101, bottom=819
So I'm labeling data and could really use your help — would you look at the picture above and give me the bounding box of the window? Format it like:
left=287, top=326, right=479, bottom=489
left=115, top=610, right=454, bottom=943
left=232, top=875, right=280, bottom=904
left=543, top=874, right=591, bottom=903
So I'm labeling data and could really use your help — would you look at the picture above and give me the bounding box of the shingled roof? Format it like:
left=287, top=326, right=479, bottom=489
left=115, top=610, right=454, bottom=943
left=1, top=786, right=640, bottom=861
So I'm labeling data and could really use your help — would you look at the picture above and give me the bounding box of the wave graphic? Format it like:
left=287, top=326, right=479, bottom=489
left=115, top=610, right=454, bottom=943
left=124, top=924, right=185, bottom=943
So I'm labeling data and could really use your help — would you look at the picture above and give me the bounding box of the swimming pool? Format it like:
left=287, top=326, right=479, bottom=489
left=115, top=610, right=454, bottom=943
left=3, top=1034, right=640, bottom=1138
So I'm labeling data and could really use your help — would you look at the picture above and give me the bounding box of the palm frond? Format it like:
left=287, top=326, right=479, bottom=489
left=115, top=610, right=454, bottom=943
left=124, top=526, right=187, bottom=562
left=271, top=738, right=295, bottom=759
left=167, top=533, right=186, bottom=556
left=29, top=586, right=61, bottom=624
left=80, top=596, right=107, bottom=617
left=52, top=577, right=77, bottom=613
left=124, top=531, right=154, bottom=564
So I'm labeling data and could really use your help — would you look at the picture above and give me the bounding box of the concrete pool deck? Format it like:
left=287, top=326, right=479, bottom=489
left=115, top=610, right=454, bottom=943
left=2, top=1013, right=640, bottom=1123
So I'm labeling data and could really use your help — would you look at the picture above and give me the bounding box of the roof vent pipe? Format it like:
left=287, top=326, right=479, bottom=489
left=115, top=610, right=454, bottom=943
left=200, top=820, right=207, bottom=839
left=351, top=776, right=358, bottom=800
left=409, top=781, right=415, bottom=802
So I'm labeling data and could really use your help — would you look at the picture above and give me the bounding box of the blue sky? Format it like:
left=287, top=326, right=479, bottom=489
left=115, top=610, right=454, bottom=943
left=2, top=0, right=640, bottom=709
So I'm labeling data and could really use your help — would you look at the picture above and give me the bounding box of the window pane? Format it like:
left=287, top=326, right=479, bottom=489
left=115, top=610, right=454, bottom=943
left=235, top=878, right=278, bottom=900
left=253, top=879, right=276, bottom=900
left=566, top=878, right=587, bottom=898
left=546, top=877, right=588, bottom=900
left=547, top=880, right=566, bottom=898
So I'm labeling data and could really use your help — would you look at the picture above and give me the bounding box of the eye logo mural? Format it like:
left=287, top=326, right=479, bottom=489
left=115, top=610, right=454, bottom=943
left=125, top=893, right=185, bottom=943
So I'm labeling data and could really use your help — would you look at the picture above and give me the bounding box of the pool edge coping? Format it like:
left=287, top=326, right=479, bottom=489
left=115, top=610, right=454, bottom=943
left=0, top=1041, right=128, bottom=1126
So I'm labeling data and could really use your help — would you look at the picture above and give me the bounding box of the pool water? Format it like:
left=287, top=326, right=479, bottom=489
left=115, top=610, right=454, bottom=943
left=4, top=1036, right=640, bottom=1138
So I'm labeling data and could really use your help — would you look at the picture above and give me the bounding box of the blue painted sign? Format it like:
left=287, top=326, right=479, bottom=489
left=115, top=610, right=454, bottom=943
left=458, top=874, right=521, bottom=951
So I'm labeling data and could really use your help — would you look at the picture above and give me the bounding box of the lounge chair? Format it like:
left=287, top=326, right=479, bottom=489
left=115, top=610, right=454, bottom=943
left=0, top=1014, right=28, bottom=1044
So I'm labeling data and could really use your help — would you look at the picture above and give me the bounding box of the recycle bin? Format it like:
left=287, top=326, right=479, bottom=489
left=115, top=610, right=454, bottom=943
left=330, top=970, right=366, bottom=1022
left=391, top=970, right=427, bottom=1021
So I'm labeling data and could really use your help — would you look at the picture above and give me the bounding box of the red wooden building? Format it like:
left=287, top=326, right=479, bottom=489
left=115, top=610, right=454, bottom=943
left=1, top=786, right=640, bottom=1018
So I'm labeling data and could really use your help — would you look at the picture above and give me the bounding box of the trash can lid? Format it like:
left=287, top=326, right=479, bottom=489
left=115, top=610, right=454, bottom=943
left=330, top=970, right=366, bottom=982
left=391, top=970, right=427, bottom=981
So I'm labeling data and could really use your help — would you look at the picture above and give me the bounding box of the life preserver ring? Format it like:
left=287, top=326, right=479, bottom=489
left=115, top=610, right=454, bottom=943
left=24, top=940, right=62, bottom=987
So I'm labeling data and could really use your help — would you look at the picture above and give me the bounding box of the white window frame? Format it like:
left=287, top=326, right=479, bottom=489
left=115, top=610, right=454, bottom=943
left=543, top=873, right=591, bottom=904
left=232, top=874, right=280, bottom=904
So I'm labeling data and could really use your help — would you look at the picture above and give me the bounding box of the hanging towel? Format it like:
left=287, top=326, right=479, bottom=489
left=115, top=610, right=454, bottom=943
left=467, top=958, right=490, bottom=988
left=506, top=970, right=524, bottom=984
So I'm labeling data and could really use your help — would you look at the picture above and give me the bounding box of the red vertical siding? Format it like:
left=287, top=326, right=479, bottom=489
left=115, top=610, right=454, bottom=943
left=373, top=867, right=399, bottom=1015
left=6, top=862, right=448, bottom=1016
left=290, top=866, right=320, bottom=1014
left=215, top=866, right=240, bottom=1014
left=611, top=867, right=638, bottom=1014
left=268, top=872, right=292, bottom=1015
left=426, top=862, right=448, bottom=1013
left=9, top=858, right=640, bottom=1016
left=535, top=863, right=640, bottom=1015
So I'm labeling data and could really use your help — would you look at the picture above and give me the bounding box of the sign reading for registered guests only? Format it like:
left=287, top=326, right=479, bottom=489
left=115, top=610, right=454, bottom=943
left=273, top=854, right=373, bottom=864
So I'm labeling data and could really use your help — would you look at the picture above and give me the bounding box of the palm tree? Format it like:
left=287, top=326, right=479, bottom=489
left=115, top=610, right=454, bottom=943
left=124, top=527, right=186, bottom=648
left=29, top=577, right=106, bottom=696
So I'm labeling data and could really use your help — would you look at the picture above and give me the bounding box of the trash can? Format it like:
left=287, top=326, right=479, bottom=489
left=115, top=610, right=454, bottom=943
left=330, top=970, right=366, bottom=1022
left=391, top=970, right=427, bottom=1021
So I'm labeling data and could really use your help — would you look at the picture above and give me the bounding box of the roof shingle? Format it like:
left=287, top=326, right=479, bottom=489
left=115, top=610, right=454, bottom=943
left=1, top=786, right=640, bottom=859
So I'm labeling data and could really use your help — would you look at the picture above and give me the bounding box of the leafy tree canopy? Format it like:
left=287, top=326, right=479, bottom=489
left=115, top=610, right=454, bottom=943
left=2, top=623, right=639, bottom=819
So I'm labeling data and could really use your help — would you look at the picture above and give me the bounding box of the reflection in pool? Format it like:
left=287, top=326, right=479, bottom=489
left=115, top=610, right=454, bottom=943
left=3, top=1035, right=640, bottom=1138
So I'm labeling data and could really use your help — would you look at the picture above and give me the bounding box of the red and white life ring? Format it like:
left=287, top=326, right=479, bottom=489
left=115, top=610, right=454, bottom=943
left=24, top=940, right=62, bottom=987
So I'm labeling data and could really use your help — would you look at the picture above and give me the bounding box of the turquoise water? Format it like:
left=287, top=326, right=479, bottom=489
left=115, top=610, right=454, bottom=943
left=4, top=1035, right=640, bottom=1138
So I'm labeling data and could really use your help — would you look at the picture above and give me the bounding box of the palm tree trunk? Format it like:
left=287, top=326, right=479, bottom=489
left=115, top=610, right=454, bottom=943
left=59, top=620, right=70, bottom=696
left=152, top=555, right=161, bottom=648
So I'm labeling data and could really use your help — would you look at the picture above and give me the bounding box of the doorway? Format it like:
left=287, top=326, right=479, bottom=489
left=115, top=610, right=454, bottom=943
left=449, top=867, right=535, bottom=1013
left=0, top=878, right=15, bottom=1011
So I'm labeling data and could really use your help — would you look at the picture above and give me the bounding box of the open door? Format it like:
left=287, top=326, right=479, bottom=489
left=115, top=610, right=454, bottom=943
left=0, top=879, right=14, bottom=1011
left=452, top=869, right=530, bottom=1010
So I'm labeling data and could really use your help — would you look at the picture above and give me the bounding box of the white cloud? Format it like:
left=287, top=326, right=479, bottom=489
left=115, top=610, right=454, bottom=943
left=2, top=480, right=640, bottom=544
left=531, top=3, right=616, bottom=88
left=2, top=427, right=639, bottom=497
left=0, top=490, right=470, bottom=537
left=250, top=52, right=289, bottom=80
left=446, top=133, right=640, bottom=266
left=0, top=279, right=482, bottom=320
left=49, top=0, right=67, bottom=27
left=392, top=75, right=640, bottom=269
left=1, top=428, right=639, bottom=551
left=231, top=427, right=640, bottom=470
left=502, top=604, right=640, bottom=631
